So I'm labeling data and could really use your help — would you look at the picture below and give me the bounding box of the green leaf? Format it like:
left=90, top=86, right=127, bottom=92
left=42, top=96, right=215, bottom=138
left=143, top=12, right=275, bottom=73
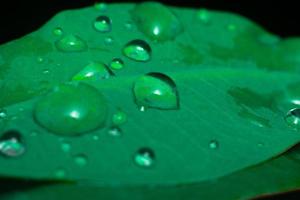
left=1, top=1, right=300, bottom=197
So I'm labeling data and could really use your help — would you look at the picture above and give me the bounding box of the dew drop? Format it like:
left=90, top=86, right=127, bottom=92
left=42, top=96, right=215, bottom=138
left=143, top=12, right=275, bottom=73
left=110, top=58, right=124, bottom=70
left=94, top=16, right=112, bottom=33
left=285, top=108, right=300, bottom=130
left=131, top=2, right=183, bottom=41
left=0, top=130, right=25, bottom=157
left=94, top=2, right=107, bottom=11
left=112, top=110, right=127, bottom=126
left=0, top=109, right=7, bottom=119
left=134, top=147, right=155, bottom=168
left=74, top=154, right=88, bottom=167
left=55, top=34, right=88, bottom=52
left=108, top=127, right=122, bottom=137
left=61, top=142, right=71, bottom=153
left=123, top=39, right=151, bottom=62
left=54, top=167, right=67, bottom=179
left=133, top=72, right=179, bottom=110
left=72, top=62, right=114, bottom=81
left=104, top=37, right=114, bottom=45
left=33, top=83, right=108, bottom=136
left=197, top=9, right=211, bottom=24
left=53, top=27, right=63, bottom=36
left=209, top=140, right=219, bottom=149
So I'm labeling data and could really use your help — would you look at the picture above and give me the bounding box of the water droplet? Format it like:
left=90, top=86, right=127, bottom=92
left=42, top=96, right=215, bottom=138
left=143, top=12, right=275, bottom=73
left=112, top=110, right=127, bottom=126
left=43, top=69, right=50, bottom=74
left=133, top=72, right=179, bottom=110
left=104, top=37, right=114, bottom=45
left=74, top=154, right=88, bottom=167
left=94, top=2, right=107, bottom=11
left=61, top=142, right=71, bottom=153
left=0, top=130, right=25, bottom=157
left=197, top=9, right=211, bottom=24
left=33, top=83, right=108, bottom=136
left=110, top=58, right=124, bottom=70
left=209, top=140, right=219, bottom=149
left=55, top=34, right=88, bottom=52
left=94, top=16, right=112, bottom=33
left=285, top=108, right=300, bottom=130
left=227, top=24, right=237, bottom=31
left=92, top=135, right=99, bottom=141
left=53, top=27, right=63, bottom=36
left=0, top=109, right=7, bottom=119
left=134, top=147, right=155, bottom=168
left=54, top=167, right=67, bottom=179
left=131, top=2, right=183, bottom=41
left=108, top=127, right=122, bottom=137
left=72, top=62, right=114, bottom=81
left=124, top=22, right=133, bottom=30
left=123, top=39, right=151, bottom=62
left=37, top=57, right=44, bottom=63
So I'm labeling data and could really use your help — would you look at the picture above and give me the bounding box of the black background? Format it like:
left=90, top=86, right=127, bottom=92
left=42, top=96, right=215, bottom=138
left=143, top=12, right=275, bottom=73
left=0, top=0, right=300, bottom=199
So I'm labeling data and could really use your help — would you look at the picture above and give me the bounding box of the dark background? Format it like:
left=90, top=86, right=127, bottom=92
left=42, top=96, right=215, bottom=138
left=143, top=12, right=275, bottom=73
left=0, top=0, right=300, bottom=199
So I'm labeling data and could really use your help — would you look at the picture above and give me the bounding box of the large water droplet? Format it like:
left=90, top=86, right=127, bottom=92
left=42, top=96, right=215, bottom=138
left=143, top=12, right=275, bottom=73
left=110, top=58, right=124, bottom=70
left=33, top=83, right=108, bottom=136
left=123, top=39, right=151, bottom=62
left=74, top=154, right=88, bottom=167
left=55, top=34, right=88, bottom=52
left=134, top=147, right=155, bottom=168
left=0, top=130, right=25, bottom=157
left=133, top=72, right=179, bottom=110
left=131, top=2, right=183, bottom=41
left=72, top=62, right=114, bottom=81
left=285, top=108, right=300, bottom=130
left=94, top=16, right=112, bottom=33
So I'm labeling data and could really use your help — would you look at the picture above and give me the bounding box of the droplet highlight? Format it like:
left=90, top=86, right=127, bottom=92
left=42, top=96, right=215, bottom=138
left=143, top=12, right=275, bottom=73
left=108, top=127, right=122, bottom=137
left=133, top=72, right=179, bottom=110
left=123, top=39, right=151, bottom=62
left=112, top=110, right=127, bottom=126
left=72, top=62, right=114, bottom=81
left=34, top=83, right=108, bottom=136
left=0, top=130, right=25, bottom=157
left=53, top=27, right=63, bottom=36
left=55, top=34, right=88, bottom=52
left=94, top=16, right=112, bottom=33
left=131, top=2, right=183, bottom=41
left=209, top=140, right=219, bottom=149
left=197, top=9, right=211, bottom=24
left=134, top=147, right=155, bottom=168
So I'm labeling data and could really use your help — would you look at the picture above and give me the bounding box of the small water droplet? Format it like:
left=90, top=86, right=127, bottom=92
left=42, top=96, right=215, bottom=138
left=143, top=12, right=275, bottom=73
left=92, top=135, right=99, bottom=141
left=94, top=16, right=112, bottom=33
left=131, top=2, right=183, bottom=41
left=0, top=109, right=7, bottom=119
left=61, top=142, right=71, bottom=153
left=37, top=57, right=44, bottom=63
left=72, top=62, right=114, bottom=81
left=123, top=39, right=151, bottom=62
left=74, top=154, right=88, bottom=167
left=53, top=27, right=63, bottom=36
left=94, top=2, right=107, bottom=11
left=0, top=130, right=25, bottom=157
left=110, top=58, right=124, bottom=70
left=43, top=69, right=50, bottom=74
left=197, top=9, right=211, bottom=24
left=133, top=72, right=179, bottom=110
left=33, top=83, right=108, bottom=136
left=209, top=140, right=219, bottom=149
left=108, top=127, right=122, bottom=137
left=227, top=24, right=237, bottom=31
left=124, top=22, right=133, bottom=30
left=112, top=110, right=127, bottom=126
left=104, top=36, right=114, bottom=45
left=285, top=108, right=300, bottom=130
left=134, top=147, right=155, bottom=168
left=54, top=167, right=67, bottom=179
left=55, top=34, right=88, bottom=52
